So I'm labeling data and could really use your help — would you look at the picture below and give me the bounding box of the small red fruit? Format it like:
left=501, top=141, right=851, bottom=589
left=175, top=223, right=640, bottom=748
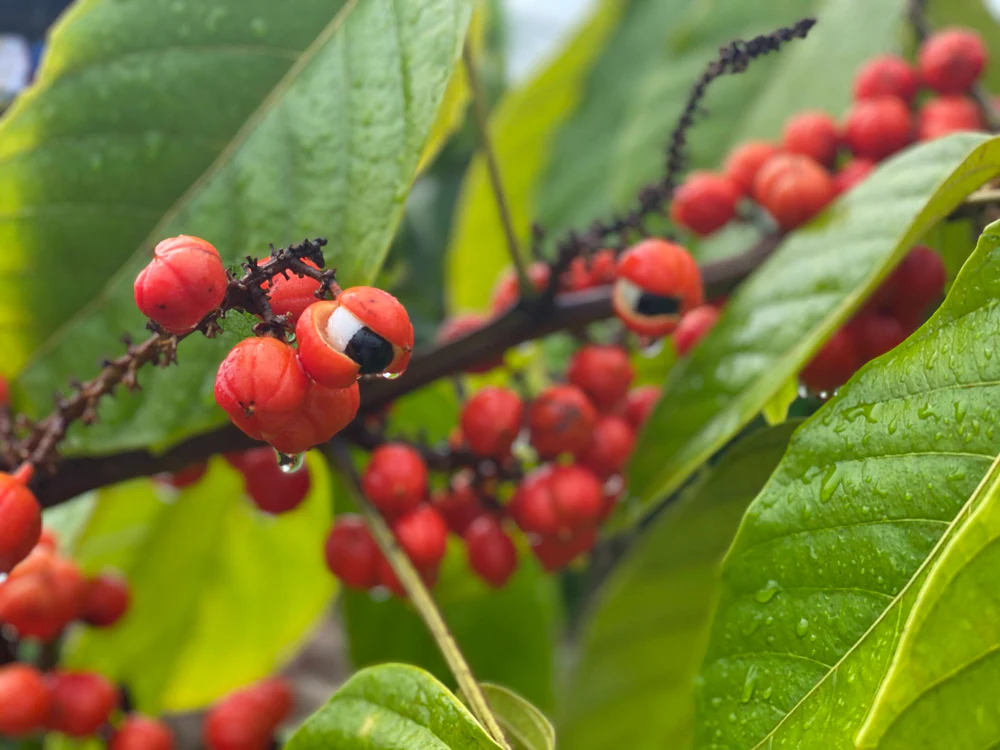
left=887, top=245, right=946, bottom=323
left=47, top=671, right=120, bottom=737
left=361, top=443, right=428, bottom=517
left=919, top=28, right=987, bottom=94
left=918, top=96, right=984, bottom=141
left=491, top=262, right=551, bottom=315
left=464, top=516, right=518, bottom=588
left=0, top=664, right=52, bottom=736
left=613, top=239, right=703, bottom=337
left=393, top=506, right=448, bottom=569
left=0, top=375, right=8, bottom=406
left=508, top=468, right=559, bottom=536
left=833, top=158, right=875, bottom=195
left=81, top=571, right=131, bottom=627
left=528, top=385, right=597, bottom=459
left=724, top=141, right=781, bottom=196
left=324, top=515, right=380, bottom=590
left=850, top=314, right=907, bottom=362
left=204, top=678, right=293, bottom=750
left=111, top=715, right=176, bottom=750
left=853, top=55, right=919, bottom=103
left=623, top=385, right=660, bottom=430
left=155, top=462, right=208, bottom=490
left=567, top=345, right=634, bottom=410
left=587, top=249, right=618, bottom=287
left=460, top=387, right=524, bottom=459
left=673, top=305, right=720, bottom=356
left=548, top=465, right=604, bottom=531
left=0, top=551, right=85, bottom=641
left=0, top=469, right=41, bottom=574
left=800, top=328, right=861, bottom=393
left=843, top=96, right=913, bottom=162
left=258, top=258, right=322, bottom=326
left=436, top=314, right=503, bottom=373
left=753, top=153, right=836, bottom=231
left=260, top=380, right=360, bottom=455
left=670, top=172, right=740, bottom=235
left=576, top=415, right=636, bottom=479
left=782, top=111, right=841, bottom=168
left=531, top=528, right=597, bottom=572
left=214, top=337, right=309, bottom=440
left=239, top=447, right=311, bottom=514
left=431, top=474, right=485, bottom=536
left=134, top=235, right=228, bottom=334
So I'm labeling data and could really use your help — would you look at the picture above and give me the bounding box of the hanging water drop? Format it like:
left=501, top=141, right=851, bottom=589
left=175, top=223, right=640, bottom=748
left=754, top=580, right=780, bottom=603
left=795, top=618, right=810, bottom=637
left=275, top=451, right=305, bottom=473
left=740, top=665, right=759, bottom=703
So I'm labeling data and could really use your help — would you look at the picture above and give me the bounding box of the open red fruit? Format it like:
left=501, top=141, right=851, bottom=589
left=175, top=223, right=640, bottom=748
left=47, top=671, right=120, bottom=738
left=81, top=571, right=131, bottom=628
left=0, top=469, right=41, bottom=574
left=324, top=515, right=380, bottom=590
left=567, top=345, right=634, bottom=410
left=0, top=664, right=52, bottom=736
left=613, top=239, right=703, bottom=338
left=361, top=443, right=428, bottom=517
left=464, top=516, right=518, bottom=588
left=460, top=387, right=524, bottom=459
left=528, top=385, right=597, bottom=458
left=258, top=258, right=322, bottom=326
left=111, top=715, right=176, bottom=750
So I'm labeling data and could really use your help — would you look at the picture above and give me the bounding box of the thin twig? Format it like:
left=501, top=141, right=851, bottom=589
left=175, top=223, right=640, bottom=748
left=323, top=440, right=512, bottom=750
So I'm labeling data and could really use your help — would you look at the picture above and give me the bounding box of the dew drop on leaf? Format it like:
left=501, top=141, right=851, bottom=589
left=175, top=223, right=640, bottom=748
left=755, top=580, right=780, bottom=603
left=740, top=664, right=759, bottom=703
left=795, top=618, right=810, bottom=637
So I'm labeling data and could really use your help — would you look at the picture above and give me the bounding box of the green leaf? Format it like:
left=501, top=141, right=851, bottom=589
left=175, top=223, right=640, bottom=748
left=481, top=683, right=555, bottom=750
left=446, top=0, right=623, bottom=312
left=63, top=454, right=334, bottom=712
left=761, top=377, right=799, bottom=426
left=559, top=423, right=797, bottom=750
left=343, top=542, right=560, bottom=712
left=11, top=0, right=475, bottom=454
left=285, top=663, right=503, bottom=750
left=694, top=219, right=1000, bottom=748
left=626, top=133, right=1000, bottom=522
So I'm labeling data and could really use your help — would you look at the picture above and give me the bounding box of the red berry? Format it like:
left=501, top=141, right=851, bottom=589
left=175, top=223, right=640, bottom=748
left=204, top=678, right=293, bottom=750
left=850, top=314, right=907, bottom=362
left=361, top=443, right=428, bottom=517
left=782, top=111, right=841, bottom=167
left=528, top=385, right=597, bottom=459
left=887, top=245, right=946, bottom=323
left=214, top=337, right=309, bottom=441
left=800, top=328, right=861, bottom=393
left=579, top=249, right=618, bottom=288
left=833, top=158, right=875, bottom=195
left=260, top=380, right=360, bottom=455
left=0, top=375, right=8, bottom=406
left=724, top=141, right=781, bottom=196
left=919, top=28, right=987, bottom=94
left=753, top=153, right=836, bottom=231
left=393, top=506, right=448, bottom=569
left=623, top=385, right=660, bottom=430
left=460, top=387, right=524, bottom=459
left=0, top=664, right=51, bottom=736
left=918, top=95, right=984, bottom=141
left=37, top=528, right=59, bottom=553
left=508, top=467, right=559, bottom=535
left=81, top=572, right=131, bottom=627
left=843, top=96, right=913, bottom=161
left=240, top=447, right=311, bottom=515
left=531, top=528, right=596, bottom=572
left=432, top=471, right=486, bottom=536
left=436, top=314, right=503, bottom=373
left=575, top=415, right=635, bottom=479
left=567, top=345, right=635, bottom=410
left=491, top=263, right=551, bottom=315
left=464, top=516, right=518, bottom=588
left=133, top=235, right=228, bottom=334
left=0, top=551, right=85, bottom=641
left=670, top=172, right=740, bottom=235
left=111, top=715, right=175, bottom=750
left=258, top=258, right=322, bottom=326
left=155, top=462, right=208, bottom=490
left=613, top=239, right=703, bottom=337
left=324, top=515, right=380, bottom=590
left=548, top=465, right=604, bottom=531
left=673, top=305, right=720, bottom=356
left=47, top=671, right=120, bottom=737
left=853, top=55, right=919, bottom=103
left=0, top=470, right=41, bottom=574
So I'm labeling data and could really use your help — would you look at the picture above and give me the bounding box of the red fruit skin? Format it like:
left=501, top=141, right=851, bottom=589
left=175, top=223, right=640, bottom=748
left=436, top=314, right=504, bottom=373
left=834, top=158, right=876, bottom=195
left=214, top=337, right=310, bottom=440
left=240, top=447, right=311, bottom=515
left=361, top=443, right=428, bottom=517
left=460, top=387, right=524, bottom=459
left=204, top=678, right=293, bottom=750
left=47, top=671, right=120, bottom=738
left=670, top=172, right=740, bottom=235
left=261, top=380, right=360, bottom=455
left=491, top=263, right=551, bottom=315
left=528, top=385, right=598, bottom=459
left=294, top=300, right=362, bottom=388
left=613, top=239, right=703, bottom=337
left=258, top=258, right=321, bottom=326
left=133, top=235, right=228, bottom=334
left=337, top=287, right=414, bottom=375
left=0, top=551, right=85, bottom=641
left=111, top=715, right=175, bottom=750
left=919, top=28, right=987, bottom=94
left=155, top=462, right=208, bottom=490
left=81, top=572, right=131, bottom=627
left=464, top=516, right=518, bottom=588
left=623, top=385, right=661, bottom=430
left=0, top=375, right=8, bottom=406
left=0, top=664, right=52, bottom=736
left=800, top=328, right=861, bottom=393
left=853, top=55, right=919, bottom=102
left=918, top=95, right=984, bottom=141
left=37, top=528, right=59, bottom=553
left=393, top=506, right=448, bottom=569
left=843, top=96, right=913, bottom=162
left=587, top=249, right=618, bottom=287
left=576, top=415, right=636, bottom=479
left=724, top=141, right=781, bottom=196
left=548, top=465, right=604, bottom=531
left=850, top=314, right=907, bottom=362
left=567, top=345, right=635, bottom=410
left=324, top=515, right=380, bottom=590
left=431, top=479, right=484, bottom=537
left=0, top=471, right=41, bottom=574
left=782, top=111, right=841, bottom=167
left=753, top=153, right=836, bottom=231
left=508, top=467, right=559, bottom=535
left=673, top=305, right=720, bottom=356
left=888, top=245, right=946, bottom=323
left=531, top=528, right=597, bottom=572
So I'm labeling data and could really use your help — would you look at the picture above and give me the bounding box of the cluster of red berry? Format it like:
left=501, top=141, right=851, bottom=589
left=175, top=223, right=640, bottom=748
left=203, top=677, right=293, bottom=750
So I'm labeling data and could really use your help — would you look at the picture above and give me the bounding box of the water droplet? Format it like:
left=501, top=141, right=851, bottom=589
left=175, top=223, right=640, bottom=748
left=379, top=371, right=401, bottom=380
left=761, top=686, right=773, bottom=699
left=741, top=665, right=759, bottom=703
left=820, top=464, right=845, bottom=503
left=755, top=580, right=780, bottom=603
left=250, top=17, right=268, bottom=36
left=947, top=469, right=966, bottom=482
left=795, top=618, right=810, bottom=637
left=275, top=451, right=305, bottom=473
left=710, top=697, right=723, bottom=707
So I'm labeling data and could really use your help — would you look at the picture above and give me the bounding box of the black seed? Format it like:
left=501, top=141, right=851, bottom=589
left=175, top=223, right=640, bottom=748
left=345, top=327, right=394, bottom=374
left=636, top=293, right=681, bottom=317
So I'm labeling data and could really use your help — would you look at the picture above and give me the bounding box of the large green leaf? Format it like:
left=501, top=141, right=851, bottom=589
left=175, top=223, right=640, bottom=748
left=11, top=0, right=475, bottom=454
left=694, top=220, right=1000, bottom=748
left=481, top=683, right=555, bottom=750
left=559, top=423, right=797, bottom=750
left=627, top=133, right=1000, bottom=521
left=63, top=454, right=334, bottom=712
left=343, top=542, right=560, bottom=712
left=285, top=663, right=503, bottom=750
